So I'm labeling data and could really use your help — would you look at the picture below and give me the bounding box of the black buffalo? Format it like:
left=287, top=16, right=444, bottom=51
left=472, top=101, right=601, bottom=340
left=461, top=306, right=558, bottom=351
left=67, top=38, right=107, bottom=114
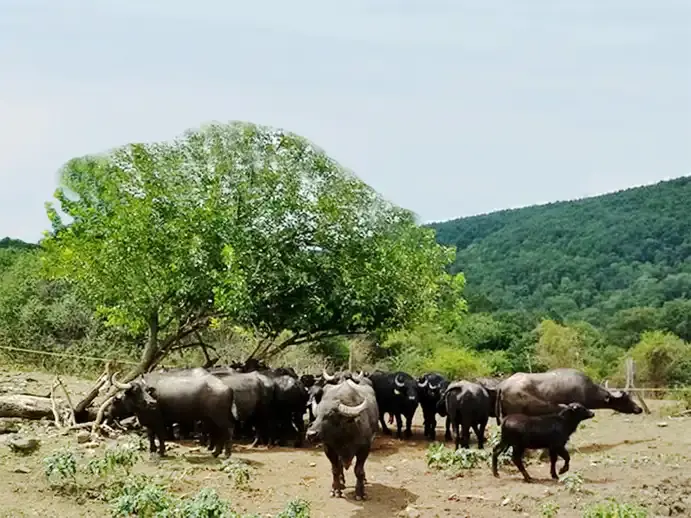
left=417, top=372, right=451, bottom=441
left=437, top=381, right=491, bottom=449
left=207, top=367, right=274, bottom=447
left=306, top=377, right=379, bottom=500
left=492, top=402, right=595, bottom=482
left=495, top=368, right=643, bottom=424
left=368, top=370, right=419, bottom=439
left=109, top=370, right=235, bottom=457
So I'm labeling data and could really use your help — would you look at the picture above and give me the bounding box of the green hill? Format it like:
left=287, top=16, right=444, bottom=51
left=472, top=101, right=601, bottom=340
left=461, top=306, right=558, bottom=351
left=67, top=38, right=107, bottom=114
left=428, top=176, right=691, bottom=331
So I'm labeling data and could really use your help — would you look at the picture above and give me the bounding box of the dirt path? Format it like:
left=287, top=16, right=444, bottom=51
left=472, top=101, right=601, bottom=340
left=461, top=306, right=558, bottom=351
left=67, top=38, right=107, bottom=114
left=1, top=370, right=689, bottom=517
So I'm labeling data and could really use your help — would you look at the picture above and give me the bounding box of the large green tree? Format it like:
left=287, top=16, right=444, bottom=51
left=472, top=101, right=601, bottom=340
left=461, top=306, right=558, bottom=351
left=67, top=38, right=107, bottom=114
left=42, top=121, right=464, bottom=378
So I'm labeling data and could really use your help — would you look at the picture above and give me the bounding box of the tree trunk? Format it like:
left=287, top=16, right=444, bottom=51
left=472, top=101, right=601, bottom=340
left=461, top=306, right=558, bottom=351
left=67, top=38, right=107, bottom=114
left=0, top=395, right=63, bottom=420
left=137, top=311, right=160, bottom=375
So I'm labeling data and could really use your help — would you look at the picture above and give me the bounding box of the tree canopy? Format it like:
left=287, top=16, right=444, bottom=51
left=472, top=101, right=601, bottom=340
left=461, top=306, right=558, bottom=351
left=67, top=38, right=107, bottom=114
left=39, top=121, right=464, bottom=374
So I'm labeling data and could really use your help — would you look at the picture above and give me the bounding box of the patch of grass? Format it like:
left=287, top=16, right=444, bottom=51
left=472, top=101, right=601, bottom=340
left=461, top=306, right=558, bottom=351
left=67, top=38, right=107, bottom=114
left=43, top=448, right=78, bottom=491
left=540, top=501, right=560, bottom=518
left=582, top=499, right=648, bottom=518
left=40, top=443, right=308, bottom=517
left=86, top=441, right=140, bottom=477
left=220, top=458, right=254, bottom=489
left=559, top=471, right=587, bottom=494
left=275, top=499, right=311, bottom=518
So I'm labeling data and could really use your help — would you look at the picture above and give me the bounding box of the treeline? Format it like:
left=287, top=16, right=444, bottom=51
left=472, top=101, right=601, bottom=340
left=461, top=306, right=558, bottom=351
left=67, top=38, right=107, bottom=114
left=429, top=176, right=691, bottom=330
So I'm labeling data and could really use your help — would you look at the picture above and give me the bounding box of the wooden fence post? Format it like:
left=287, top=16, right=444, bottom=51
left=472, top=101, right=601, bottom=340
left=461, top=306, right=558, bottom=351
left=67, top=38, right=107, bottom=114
left=625, top=358, right=650, bottom=414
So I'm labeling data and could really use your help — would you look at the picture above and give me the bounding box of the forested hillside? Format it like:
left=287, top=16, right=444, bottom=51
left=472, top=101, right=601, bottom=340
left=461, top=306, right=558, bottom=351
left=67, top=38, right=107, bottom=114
left=429, top=176, right=691, bottom=338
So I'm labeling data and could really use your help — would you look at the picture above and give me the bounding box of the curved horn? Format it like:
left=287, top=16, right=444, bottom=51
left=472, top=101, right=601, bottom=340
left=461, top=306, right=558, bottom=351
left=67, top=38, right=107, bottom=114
left=417, top=378, right=429, bottom=388
left=322, top=369, right=336, bottom=382
left=337, top=400, right=368, bottom=418
left=353, top=371, right=364, bottom=382
left=110, top=372, right=133, bottom=391
left=429, top=382, right=439, bottom=390
left=395, top=373, right=405, bottom=388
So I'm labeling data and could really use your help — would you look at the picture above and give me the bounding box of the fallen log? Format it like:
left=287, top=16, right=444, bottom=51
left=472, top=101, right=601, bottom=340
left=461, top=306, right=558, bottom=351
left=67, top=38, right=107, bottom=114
left=0, top=394, right=65, bottom=420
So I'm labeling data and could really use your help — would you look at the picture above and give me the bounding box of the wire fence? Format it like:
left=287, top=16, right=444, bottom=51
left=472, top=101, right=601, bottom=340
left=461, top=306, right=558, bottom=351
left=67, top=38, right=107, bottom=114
left=0, top=344, right=140, bottom=365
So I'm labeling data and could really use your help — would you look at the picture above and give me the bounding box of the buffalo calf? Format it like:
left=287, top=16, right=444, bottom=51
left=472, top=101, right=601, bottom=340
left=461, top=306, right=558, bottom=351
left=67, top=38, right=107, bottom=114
left=491, top=402, right=594, bottom=482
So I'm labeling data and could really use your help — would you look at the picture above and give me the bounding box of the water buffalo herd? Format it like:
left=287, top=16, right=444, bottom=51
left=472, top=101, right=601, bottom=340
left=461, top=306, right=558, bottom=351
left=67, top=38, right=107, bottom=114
left=103, top=362, right=643, bottom=500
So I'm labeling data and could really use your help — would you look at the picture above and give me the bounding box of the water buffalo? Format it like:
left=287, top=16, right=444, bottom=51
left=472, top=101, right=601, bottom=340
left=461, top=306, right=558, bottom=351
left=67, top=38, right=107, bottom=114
left=259, top=369, right=309, bottom=447
left=437, top=381, right=491, bottom=449
left=492, top=402, right=595, bottom=482
left=417, top=372, right=451, bottom=441
left=368, top=370, right=419, bottom=439
left=109, top=370, right=235, bottom=457
left=495, top=368, right=643, bottom=424
left=306, top=377, right=379, bottom=500
left=307, top=371, right=369, bottom=424
left=207, top=367, right=274, bottom=447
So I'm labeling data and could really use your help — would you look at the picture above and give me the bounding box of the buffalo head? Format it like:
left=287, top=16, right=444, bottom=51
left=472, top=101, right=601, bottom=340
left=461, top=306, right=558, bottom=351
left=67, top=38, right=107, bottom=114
left=605, top=390, right=643, bottom=414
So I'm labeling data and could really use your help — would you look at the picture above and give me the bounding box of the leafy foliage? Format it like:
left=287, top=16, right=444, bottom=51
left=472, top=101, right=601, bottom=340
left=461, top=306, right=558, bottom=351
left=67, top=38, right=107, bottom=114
left=430, top=176, right=691, bottom=331
left=39, top=121, right=462, bottom=371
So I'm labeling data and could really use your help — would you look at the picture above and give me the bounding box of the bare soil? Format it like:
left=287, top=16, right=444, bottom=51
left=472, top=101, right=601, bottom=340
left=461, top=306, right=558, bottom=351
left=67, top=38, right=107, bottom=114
left=1, top=370, right=689, bottom=518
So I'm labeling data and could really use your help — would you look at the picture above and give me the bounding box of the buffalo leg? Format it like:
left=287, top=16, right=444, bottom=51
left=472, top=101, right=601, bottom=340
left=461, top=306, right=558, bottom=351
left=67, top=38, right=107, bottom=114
left=394, top=414, right=404, bottom=439
left=292, top=412, right=305, bottom=448
left=557, top=445, right=570, bottom=475
left=324, top=445, right=345, bottom=498
left=444, top=416, right=452, bottom=442
left=404, top=413, right=413, bottom=439
left=460, top=420, right=471, bottom=449
left=379, top=411, right=392, bottom=435
left=146, top=427, right=157, bottom=454
left=492, top=439, right=510, bottom=477
left=475, top=421, right=486, bottom=449
left=354, top=448, right=370, bottom=501
left=453, top=420, right=461, bottom=449
left=511, top=446, right=532, bottom=482
left=548, top=447, right=559, bottom=479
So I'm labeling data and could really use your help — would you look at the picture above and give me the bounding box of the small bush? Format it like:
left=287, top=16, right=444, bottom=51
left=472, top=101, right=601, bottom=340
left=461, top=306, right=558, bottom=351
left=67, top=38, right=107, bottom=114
left=220, top=458, right=254, bottom=489
left=174, top=488, right=234, bottom=518
left=110, top=475, right=175, bottom=518
left=425, top=443, right=488, bottom=473
left=559, top=471, right=585, bottom=494
left=275, top=499, right=311, bottom=518
left=582, top=499, right=648, bottom=518
left=541, top=501, right=560, bottom=518
left=43, top=448, right=78, bottom=489
left=87, top=442, right=140, bottom=477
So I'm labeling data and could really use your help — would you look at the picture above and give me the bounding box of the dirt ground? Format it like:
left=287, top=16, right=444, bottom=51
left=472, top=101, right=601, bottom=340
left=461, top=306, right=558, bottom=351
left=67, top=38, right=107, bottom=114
left=0, top=370, right=689, bottom=518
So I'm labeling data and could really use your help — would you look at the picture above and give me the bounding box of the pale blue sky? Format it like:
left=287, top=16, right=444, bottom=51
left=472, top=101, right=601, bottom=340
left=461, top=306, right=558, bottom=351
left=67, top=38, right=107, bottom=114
left=1, top=0, right=689, bottom=241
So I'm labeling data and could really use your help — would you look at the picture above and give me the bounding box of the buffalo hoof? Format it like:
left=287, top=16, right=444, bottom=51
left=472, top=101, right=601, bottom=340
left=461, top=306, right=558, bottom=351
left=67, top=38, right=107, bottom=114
left=492, top=471, right=499, bottom=478
left=330, top=490, right=344, bottom=498
left=522, top=477, right=534, bottom=483
left=445, top=433, right=452, bottom=442
left=558, top=466, right=569, bottom=475
left=381, top=428, right=392, bottom=436
left=404, top=431, right=413, bottom=439
left=354, top=494, right=367, bottom=501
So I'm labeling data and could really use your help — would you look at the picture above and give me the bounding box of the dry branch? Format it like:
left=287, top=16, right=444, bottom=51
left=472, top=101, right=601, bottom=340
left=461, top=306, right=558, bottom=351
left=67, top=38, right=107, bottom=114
left=73, top=362, right=113, bottom=420
left=49, top=381, right=62, bottom=428
left=55, top=376, right=76, bottom=426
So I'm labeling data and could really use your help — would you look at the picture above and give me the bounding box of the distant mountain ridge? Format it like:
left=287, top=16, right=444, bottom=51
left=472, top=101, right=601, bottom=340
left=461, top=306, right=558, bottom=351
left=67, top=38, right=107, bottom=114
left=428, top=175, right=691, bottom=325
